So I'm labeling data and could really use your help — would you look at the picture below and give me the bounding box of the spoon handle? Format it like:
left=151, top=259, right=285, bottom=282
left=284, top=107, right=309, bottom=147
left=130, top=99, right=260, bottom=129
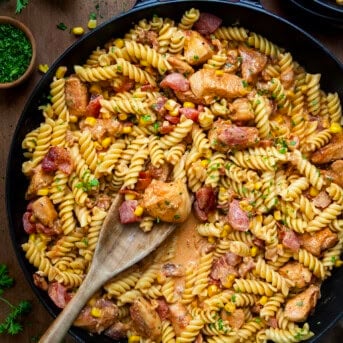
left=38, top=271, right=103, bottom=343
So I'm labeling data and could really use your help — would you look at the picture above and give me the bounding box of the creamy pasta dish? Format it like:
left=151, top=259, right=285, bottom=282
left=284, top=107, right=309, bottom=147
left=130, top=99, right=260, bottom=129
left=21, top=8, right=343, bottom=343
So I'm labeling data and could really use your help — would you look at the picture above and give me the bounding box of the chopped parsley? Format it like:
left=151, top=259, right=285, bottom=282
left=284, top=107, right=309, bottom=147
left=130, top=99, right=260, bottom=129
left=193, top=55, right=199, bottom=61
left=174, top=214, right=180, bottom=220
left=56, top=22, right=68, bottom=31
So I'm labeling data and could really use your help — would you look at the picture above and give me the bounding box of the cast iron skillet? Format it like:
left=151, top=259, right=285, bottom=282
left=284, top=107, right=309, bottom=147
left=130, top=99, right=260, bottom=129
left=6, top=0, right=343, bottom=342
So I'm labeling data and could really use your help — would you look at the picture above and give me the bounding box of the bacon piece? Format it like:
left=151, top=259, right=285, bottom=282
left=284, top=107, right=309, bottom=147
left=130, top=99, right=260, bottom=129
left=210, top=255, right=238, bottom=285
left=238, top=257, right=255, bottom=278
left=160, top=73, right=190, bottom=92
left=23, top=211, right=35, bottom=234
left=152, top=97, right=167, bottom=115
left=194, top=186, right=216, bottom=221
left=225, top=252, right=242, bottom=266
left=159, top=121, right=175, bottom=134
left=113, top=75, right=135, bottom=93
left=168, top=303, right=191, bottom=336
left=312, top=191, right=331, bottom=209
left=193, top=12, right=222, bottom=35
left=86, top=95, right=103, bottom=117
left=48, top=282, right=72, bottom=309
left=130, top=297, right=162, bottom=340
left=65, top=75, right=88, bottom=116
left=41, top=146, right=73, bottom=175
left=267, top=317, right=278, bottom=329
left=119, top=200, right=141, bottom=224
left=300, top=228, right=338, bottom=257
left=179, top=107, right=199, bottom=122
left=162, top=263, right=185, bottom=277
left=165, top=115, right=180, bottom=124
left=222, top=308, right=245, bottom=330
left=148, top=164, right=171, bottom=182
left=238, top=45, right=267, bottom=83
left=281, top=229, right=300, bottom=252
left=208, top=120, right=259, bottom=152
left=193, top=201, right=207, bottom=221
left=227, top=200, right=250, bottom=232
left=155, top=299, right=170, bottom=321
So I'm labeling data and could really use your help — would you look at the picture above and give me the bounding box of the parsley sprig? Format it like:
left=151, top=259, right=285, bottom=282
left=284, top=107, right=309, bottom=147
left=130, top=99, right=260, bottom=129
left=0, top=264, right=31, bottom=335
left=15, top=0, right=29, bottom=13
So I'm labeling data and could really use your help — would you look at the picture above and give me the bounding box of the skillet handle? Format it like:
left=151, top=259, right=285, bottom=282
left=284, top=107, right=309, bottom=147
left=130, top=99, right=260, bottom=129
left=133, top=0, right=263, bottom=10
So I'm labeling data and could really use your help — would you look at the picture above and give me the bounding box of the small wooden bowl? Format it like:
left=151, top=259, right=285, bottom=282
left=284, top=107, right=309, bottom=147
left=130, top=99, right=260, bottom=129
left=0, top=16, right=36, bottom=89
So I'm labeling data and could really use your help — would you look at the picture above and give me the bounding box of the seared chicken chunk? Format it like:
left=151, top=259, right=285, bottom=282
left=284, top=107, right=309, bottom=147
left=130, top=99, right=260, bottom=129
left=168, top=303, right=192, bottom=336
left=300, top=228, right=338, bottom=257
left=65, top=75, right=88, bottom=116
left=279, top=262, right=312, bottom=289
left=26, top=165, right=54, bottom=199
left=284, top=285, right=320, bottom=322
left=228, top=98, right=255, bottom=122
left=31, top=196, right=58, bottom=227
left=142, top=179, right=191, bottom=223
left=183, top=31, right=213, bottom=66
left=189, top=69, right=249, bottom=103
left=311, top=133, right=343, bottom=164
left=130, top=297, right=162, bottom=341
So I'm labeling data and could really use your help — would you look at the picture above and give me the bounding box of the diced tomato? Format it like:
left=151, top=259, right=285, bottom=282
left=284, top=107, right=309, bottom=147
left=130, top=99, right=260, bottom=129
left=86, top=95, right=103, bottom=117
left=165, top=115, right=180, bottom=124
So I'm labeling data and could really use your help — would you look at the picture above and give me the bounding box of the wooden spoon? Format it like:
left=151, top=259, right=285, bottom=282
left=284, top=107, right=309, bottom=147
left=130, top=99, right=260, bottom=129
left=39, top=193, right=178, bottom=343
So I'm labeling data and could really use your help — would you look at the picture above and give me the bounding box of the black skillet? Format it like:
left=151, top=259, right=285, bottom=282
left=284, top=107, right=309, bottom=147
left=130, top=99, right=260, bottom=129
left=6, top=0, right=343, bottom=342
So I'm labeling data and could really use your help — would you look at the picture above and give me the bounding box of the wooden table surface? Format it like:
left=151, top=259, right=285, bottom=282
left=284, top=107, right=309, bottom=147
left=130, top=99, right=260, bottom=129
left=0, top=0, right=342, bottom=342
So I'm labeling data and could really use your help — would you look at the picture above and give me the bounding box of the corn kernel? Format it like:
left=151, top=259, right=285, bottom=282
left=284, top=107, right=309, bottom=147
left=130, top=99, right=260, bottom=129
left=90, top=307, right=102, bottom=317
left=207, top=284, right=219, bottom=297
left=165, top=99, right=178, bottom=111
left=329, top=122, right=342, bottom=134
left=125, top=193, right=136, bottom=201
left=201, top=159, right=209, bottom=167
left=29, top=234, right=36, bottom=242
left=68, top=115, right=77, bottom=123
left=215, top=70, right=224, bottom=76
left=286, top=90, right=295, bottom=98
left=223, top=274, right=235, bottom=289
left=223, top=224, right=230, bottom=231
left=122, top=126, right=132, bottom=134
left=38, top=64, right=49, bottom=73
left=156, top=272, right=166, bottom=285
left=114, top=38, right=124, bottom=49
left=273, top=210, right=281, bottom=221
left=55, top=66, right=67, bottom=79
left=71, top=26, right=85, bottom=36
left=250, top=246, right=258, bottom=257
left=88, top=19, right=97, bottom=29
left=101, top=137, right=112, bottom=149
left=169, top=108, right=179, bottom=117
left=140, top=60, right=148, bottom=67
left=299, top=85, right=307, bottom=92
left=134, top=206, right=144, bottom=217
left=277, top=243, right=284, bottom=250
left=208, top=236, right=216, bottom=244
left=118, top=113, right=128, bottom=121
left=89, top=84, right=102, bottom=94
left=259, top=296, right=268, bottom=305
left=220, top=229, right=228, bottom=238
left=335, top=260, right=343, bottom=268
left=37, top=188, right=49, bottom=196
left=254, top=181, right=263, bottom=190
left=128, top=336, right=141, bottom=343
left=309, top=186, right=320, bottom=197
left=224, top=302, right=236, bottom=313
left=84, top=116, right=97, bottom=126
left=183, top=101, right=195, bottom=109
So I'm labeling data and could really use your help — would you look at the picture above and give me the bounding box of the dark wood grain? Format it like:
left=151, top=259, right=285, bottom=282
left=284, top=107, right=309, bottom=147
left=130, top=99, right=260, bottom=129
left=0, top=0, right=341, bottom=342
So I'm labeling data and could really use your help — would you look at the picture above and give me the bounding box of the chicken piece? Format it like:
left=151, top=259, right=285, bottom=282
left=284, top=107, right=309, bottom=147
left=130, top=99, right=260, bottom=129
left=183, top=30, right=214, bottom=66
left=311, top=133, right=343, bottom=164
left=168, top=303, right=192, bottom=336
left=65, top=75, right=88, bottom=116
left=74, top=299, right=118, bottom=333
left=174, top=90, right=204, bottom=105
left=221, top=308, right=245, bottom=330
left=279, top=262, right=312, bottom=289
left=238, top=45, right=267, bottom=83
left=208, top=119, right=259, bottom=152
left=142, top=179, right=191, bottom=223
left=80, top=118, right=122, bottom=141
left=104, top=322, right=131, bottom=340
left=323, top=160, right=343, bottom=187
left=312, top=191, right=331, bottom=209
left=280, top=68, right=294, bottom=89
left=228, top=98, right=254, bottom=122
left=167, top=56, right=194, bottom=76
left=300, top=228, right=338, bottom=257
left=26, top=165, right=54, bottom=199
left=284, top=285, right=320, bottom=322
left=130, top=297, right=162, bottom=341
left=189, top=69, right=249, bottom=103
left=31, top=196, right=58, bottom=227
left=33, top=272, right=48, bottom=291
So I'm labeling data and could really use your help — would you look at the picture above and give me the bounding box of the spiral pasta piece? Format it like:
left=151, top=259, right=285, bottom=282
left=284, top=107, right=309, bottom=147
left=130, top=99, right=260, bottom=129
left=247, top=32, right=280, bottom=58
left=160, top=118, right=194, bottom=149
left=305, top=73, right=321, bottom=115
left=293, top=248, right=325, bottom=279
left=214, top=26, right=249, bottom=41
left=74, top=65, right=118, bottom=82
left=178, top=8, right=200, bottom=30
left=50, top=78, right=69, bottom=121
left=327, top=92, right=342, bottom=123
left=252, top=95, right=271, bottom=139
left=233, top=279, right=277, bottom=296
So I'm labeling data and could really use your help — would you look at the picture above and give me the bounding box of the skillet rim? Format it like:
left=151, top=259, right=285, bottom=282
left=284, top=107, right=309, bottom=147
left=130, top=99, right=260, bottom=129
left=5, top=0, right=343, bottom=342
